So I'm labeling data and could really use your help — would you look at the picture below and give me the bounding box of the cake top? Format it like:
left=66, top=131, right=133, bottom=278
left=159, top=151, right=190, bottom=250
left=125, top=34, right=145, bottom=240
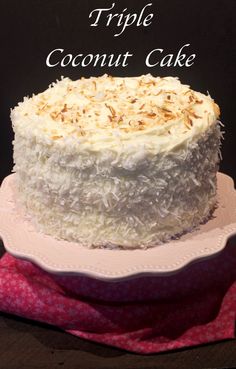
left=11, top=74, right=220, bottom=153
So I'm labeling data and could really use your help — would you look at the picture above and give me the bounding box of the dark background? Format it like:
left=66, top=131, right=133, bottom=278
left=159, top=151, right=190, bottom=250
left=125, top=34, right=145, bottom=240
left=0, top=0, right=235, bottom=183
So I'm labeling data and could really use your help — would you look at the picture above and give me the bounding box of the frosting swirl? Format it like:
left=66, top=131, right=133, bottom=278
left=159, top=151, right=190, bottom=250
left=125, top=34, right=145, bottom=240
left=11, top=74, right=220, bottom=154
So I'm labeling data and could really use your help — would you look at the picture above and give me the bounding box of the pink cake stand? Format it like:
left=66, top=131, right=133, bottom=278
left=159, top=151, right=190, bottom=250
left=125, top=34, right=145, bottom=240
left=0, top=172, right=236, bottom=281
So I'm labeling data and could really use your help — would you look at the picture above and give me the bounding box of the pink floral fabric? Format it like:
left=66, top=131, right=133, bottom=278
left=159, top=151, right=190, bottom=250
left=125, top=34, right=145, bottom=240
left=0, top=241, right=236, bottom=354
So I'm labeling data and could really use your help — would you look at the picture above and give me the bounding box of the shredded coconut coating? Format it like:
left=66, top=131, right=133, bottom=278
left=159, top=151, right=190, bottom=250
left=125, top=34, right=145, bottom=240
left=11, top=74, right=222, bottom=249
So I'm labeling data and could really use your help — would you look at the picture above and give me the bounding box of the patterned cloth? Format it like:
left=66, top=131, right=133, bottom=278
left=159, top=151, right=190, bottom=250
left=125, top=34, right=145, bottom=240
left=0, top=241, right=236, bottom=354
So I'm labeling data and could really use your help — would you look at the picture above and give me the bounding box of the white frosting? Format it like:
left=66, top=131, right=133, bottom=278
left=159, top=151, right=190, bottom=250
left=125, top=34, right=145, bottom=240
left=11, top=74, right=220, bottom=155
left=11, top=75, right=222, bottom=249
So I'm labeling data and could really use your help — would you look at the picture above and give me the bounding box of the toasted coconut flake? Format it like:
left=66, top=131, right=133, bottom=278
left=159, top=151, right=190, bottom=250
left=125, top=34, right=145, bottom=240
left=138, top=120, right=145, bottom=129
left=92, top=81, right=97, bottom=90
left=160, top=107, right=172, bottom=113
left=61, top=104, right=68, bottom=113
left=105, top=103, right=116, bottom=117
left=164, top=112, right=175, bottom=118
left=213, top=103, right=220, bottom=117
left=187, top=110, right=202, bottom=119
left=184, top=115, right=193, bottom=129
left=183, top=90, right=191, bottom=95
left=188, top=118, right=193, bottom=126
left=50, top=111, right=60, bottom=120
left=146, top=112, right=156, bottom=118
left=118, top=115, right=124, bottom=124
left=79, top=129, right=86, bottom=136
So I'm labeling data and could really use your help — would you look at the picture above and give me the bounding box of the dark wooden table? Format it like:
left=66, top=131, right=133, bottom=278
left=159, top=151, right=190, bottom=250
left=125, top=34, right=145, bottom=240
left=1, top=241, right=236, bottom=369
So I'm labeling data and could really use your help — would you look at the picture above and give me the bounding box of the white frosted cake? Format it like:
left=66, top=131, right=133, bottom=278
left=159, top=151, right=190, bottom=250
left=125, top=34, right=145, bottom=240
left=11, top=74, right=221, bottom=249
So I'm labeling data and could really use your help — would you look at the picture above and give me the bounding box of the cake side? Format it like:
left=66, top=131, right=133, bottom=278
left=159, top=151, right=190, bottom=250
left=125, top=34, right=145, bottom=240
left=12, top=124, right=221, bottom=248
left=11, top=75, right=222, bottom=249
